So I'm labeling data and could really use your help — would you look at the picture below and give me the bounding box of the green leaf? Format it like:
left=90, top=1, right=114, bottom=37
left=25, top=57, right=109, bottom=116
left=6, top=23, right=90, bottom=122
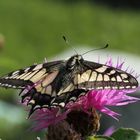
left=111, top=128, right=140, bottom=140
left=87, top=135, right=114, bottom=140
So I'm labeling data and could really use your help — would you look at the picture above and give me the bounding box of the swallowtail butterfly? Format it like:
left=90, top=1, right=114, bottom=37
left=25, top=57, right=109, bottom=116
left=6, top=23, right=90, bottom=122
left=0, top=54, right=138, bottom=117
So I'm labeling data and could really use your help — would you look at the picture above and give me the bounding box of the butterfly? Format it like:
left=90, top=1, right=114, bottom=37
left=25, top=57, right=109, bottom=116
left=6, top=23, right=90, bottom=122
left=0, top=54, right=138, bottom=117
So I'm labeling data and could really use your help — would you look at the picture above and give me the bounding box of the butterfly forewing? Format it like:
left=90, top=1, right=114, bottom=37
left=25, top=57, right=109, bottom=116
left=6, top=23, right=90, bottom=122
left=75, top=60, right=138, bottom=90
left=0, top=61, right=64, bottom=89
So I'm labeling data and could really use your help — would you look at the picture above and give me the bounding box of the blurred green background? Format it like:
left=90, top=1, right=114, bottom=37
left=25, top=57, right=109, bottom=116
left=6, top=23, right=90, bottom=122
left=0, top=0, right=140, bottom=139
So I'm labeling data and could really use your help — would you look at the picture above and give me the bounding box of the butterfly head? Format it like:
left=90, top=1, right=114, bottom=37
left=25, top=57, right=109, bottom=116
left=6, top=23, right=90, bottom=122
left=66, top=55, right=83, bottom=70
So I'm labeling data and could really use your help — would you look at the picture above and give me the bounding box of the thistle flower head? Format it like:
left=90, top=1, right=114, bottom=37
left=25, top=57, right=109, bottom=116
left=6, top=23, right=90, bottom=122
left=30, top=57, right=140, bottom=130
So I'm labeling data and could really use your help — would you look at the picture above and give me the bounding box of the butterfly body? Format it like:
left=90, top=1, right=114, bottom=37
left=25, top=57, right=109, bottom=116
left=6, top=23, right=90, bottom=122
left=0, top=54, right=138, bottom=116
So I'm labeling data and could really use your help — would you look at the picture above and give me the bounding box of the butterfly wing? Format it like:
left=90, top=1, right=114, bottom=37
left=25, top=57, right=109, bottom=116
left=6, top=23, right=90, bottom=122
left=0, top=60, right=64, bottom=89
left=74, top=60, right=138, bottom=90
left=0, top=60, right=67, bottom=115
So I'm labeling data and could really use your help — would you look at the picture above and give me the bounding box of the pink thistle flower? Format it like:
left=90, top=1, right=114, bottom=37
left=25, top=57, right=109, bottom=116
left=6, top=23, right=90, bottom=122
left=31, top=58, right=140, bottom=131
left=81, top=89, right=139, bottom=120
left=31, top=108, right=68, bottom=131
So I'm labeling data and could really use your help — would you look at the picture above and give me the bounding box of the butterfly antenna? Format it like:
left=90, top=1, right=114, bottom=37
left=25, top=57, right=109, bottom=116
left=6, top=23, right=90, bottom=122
left=62, top=35, right=78, bottom=54
left=82, top=44, right=109, bottom=56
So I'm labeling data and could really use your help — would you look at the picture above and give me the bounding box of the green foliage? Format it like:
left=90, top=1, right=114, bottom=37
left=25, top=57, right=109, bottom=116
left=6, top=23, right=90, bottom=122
left=87, top=128, right=140, bottom=140
left=111, top=128, right=140, bottom=140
